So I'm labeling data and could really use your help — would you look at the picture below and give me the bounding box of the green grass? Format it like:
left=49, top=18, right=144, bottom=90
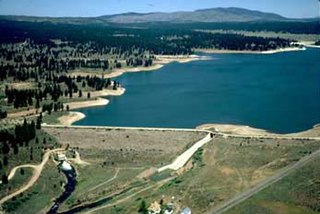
left=150, top=170, right=172, bottom=182
left=42, top=111, right=68, bottom=124
left=0, top=129, right=60, bottom=203
left=226, top=156, right=320, bottom=214
left=64, top=166, right=117, bottom=206
left=0, top=167, right=33, bottom=199
left=60, top=165, right=145, bottom=211
left=2, top=161, right=65, bottom=214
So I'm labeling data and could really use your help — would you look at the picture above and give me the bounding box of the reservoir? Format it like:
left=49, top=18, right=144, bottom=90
left=75, top=48, right=320, bottom=134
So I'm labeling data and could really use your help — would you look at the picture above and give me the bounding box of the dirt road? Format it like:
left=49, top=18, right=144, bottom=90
left=0, top=148, right=64, bottom=205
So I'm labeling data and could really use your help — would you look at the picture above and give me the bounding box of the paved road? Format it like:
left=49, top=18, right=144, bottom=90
left=208, top=148, right=320, bottom=214
left=158, top=133, right=213, bottom=172
left=0, top=148, right=64, bottom=205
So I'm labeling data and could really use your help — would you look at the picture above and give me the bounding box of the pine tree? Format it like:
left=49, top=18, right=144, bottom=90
left=138, top=200, right=148, bottom=214
left=36, top=116, right=41, bottom=129
left=13, top=145, right=18, bottom=154
left=2, top=174, right=8, bottom=184
left=2, top=142, right=10, bottom=155
left=3, top=156, right=8, bottom=166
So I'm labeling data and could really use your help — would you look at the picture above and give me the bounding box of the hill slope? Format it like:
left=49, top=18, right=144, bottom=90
left=102, top=7, right=287, bottom=23
left=0, top=7, right=290, bottom=25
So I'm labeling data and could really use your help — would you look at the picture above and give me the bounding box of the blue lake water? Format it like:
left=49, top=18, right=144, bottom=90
left=75, top=48, right=320, bottom=134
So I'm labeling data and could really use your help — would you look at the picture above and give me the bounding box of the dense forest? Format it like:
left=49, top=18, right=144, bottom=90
left=0, top=20, right=298, bottom=53
left=139, top=21, right=320, bottom=35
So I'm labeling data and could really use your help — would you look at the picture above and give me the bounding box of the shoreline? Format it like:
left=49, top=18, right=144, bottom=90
left=71, top=54, right=209, bottom=79
left=54, top=55, right=207, bottom=124
left=65, top=97, right=110, bottom=111
left=10, top=50, right=319, bottom=137
left=196, top=123, right=320, bottom=138
left=57, top=111, right=86, bottom=126
left=193, top=46, right=306, bottom=54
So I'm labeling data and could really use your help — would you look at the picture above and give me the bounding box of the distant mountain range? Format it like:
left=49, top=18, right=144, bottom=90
left=0, top=7, right=315, bottom=25
left=102, top=7, right=287, bottom=23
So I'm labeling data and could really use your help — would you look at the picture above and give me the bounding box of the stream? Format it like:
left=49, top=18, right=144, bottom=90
left=47, top=167, right=77, bottom=214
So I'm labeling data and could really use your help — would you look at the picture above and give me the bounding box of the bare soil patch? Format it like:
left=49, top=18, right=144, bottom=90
left=44, top=127, right=206, bottom=167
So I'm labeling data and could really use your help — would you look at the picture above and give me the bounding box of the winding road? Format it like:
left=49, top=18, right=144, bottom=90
left=0, top=148, right=64, bottom=205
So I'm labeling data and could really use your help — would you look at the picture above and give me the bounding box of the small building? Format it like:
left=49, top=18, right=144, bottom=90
left=57, top=153, right=67, bottom=161
left=148, top=201, right=161, bottom=214
left=180, top=207, right=191, bottom=214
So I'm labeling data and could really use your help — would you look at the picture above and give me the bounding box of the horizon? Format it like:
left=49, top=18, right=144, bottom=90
left=0, top=0, right=319, bottom=19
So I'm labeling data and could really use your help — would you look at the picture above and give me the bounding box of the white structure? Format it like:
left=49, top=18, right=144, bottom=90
left=56, top=153, right=67, bottom=161
left=60, top=161, right=72, bottom=171
left=180, top=207, right=191, bottom=214
left=158, top=133, right=212, bottom=172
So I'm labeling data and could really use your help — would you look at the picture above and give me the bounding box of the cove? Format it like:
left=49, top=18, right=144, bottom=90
left=75, top=48, right=320, bottom=134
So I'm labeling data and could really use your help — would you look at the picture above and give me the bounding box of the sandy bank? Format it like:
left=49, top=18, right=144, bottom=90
left=64, top=97, right=109, bottom=110
left=261, top=47, right=306, bottom=54
left=194, top=47, right=306, bottom=54
left=286, top=124, right=320, bottom=138
left=7, top=88, right=124, bottom=119
left=57, top=88, right=125, bottom=125
left=57, top=112, right=86, bottom=126
left=296, top=41, right=320, bottom=49
left=88, top=87, right=125, bottom=98
left=57, top=97, right=110, bottom=125
left=197, top=123, right=320, bottom=138
left=197, top=124, right=273, bottom=136
left=72, top=55, right=208, bottom=79
left=154, top=54, right=209, bottom=63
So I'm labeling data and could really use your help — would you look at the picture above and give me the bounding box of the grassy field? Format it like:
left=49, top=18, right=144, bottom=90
left=2, top=160, right=65, bottom=214
left=0, top=168, right=33, bottom=199
left=2, top=127, right=319, bottom=213
left=93, top=136, right=320, bottom=214
left=226, top=156, right=320, bottom=214
left=0, top=129, right=60, bottom=205
left=42, top=111, right=69, bottom=125
left=60, top=166, right=146, bottom=211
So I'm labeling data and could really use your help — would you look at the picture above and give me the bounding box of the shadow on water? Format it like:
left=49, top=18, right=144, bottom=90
left=47, top=167, right=77, bottom=214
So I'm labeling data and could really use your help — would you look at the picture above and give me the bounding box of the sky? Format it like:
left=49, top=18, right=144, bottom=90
left=0, top=0, right=319, bottom=18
